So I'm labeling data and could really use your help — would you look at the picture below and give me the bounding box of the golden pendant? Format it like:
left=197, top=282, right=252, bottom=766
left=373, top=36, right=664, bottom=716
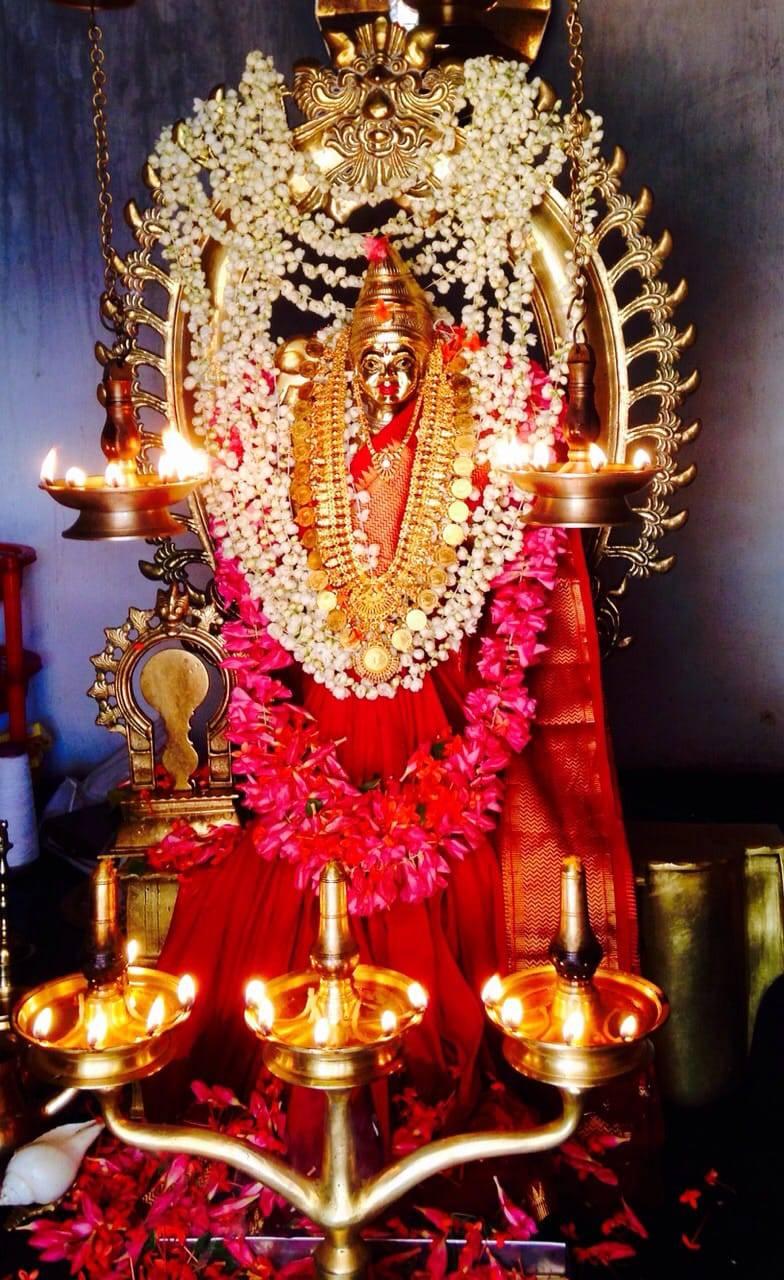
left=373, top=449, right=399, bottom=481
left=356, top=641, right=400, bottom=683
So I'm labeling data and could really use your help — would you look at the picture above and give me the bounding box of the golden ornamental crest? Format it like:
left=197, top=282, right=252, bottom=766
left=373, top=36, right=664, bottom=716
left=290, top=16, right=463, bottom=216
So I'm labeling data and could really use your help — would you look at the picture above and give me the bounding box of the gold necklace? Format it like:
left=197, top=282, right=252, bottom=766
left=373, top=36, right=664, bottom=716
left=289, top=332, right=477, bottom=684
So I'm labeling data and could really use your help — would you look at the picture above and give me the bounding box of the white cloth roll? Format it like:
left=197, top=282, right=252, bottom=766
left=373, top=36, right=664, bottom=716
left=0, top=747, right=39, bottom=866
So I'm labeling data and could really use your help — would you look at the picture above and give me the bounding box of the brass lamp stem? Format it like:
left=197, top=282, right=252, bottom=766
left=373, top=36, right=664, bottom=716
left=100, top=1085, right=582, bottom=1280
left=100, top=1089, right=320, bottom=1219
left=311, top=861, right=360, bottom=979
left=549, top=855, right=602, bottom=983
left=85, top=859, right=124, bottom=986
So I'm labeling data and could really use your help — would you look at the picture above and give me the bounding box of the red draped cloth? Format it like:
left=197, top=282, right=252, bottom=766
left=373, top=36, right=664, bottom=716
left=155, top=398, right=637, bottom=1111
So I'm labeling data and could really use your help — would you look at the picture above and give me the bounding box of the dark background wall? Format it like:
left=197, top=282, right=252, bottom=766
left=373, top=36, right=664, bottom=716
left=0, top=0, right=782, bottom=782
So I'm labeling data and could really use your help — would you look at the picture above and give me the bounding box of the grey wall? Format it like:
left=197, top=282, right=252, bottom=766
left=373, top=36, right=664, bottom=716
left=0, top=0, right=782, bottom=776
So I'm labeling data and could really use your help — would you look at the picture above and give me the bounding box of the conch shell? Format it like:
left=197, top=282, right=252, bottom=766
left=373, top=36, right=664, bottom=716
left=0, top=1119, right=103, bottom=1205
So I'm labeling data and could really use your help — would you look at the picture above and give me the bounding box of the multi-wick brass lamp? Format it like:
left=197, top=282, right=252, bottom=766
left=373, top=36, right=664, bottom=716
left=41, top=0, right=207, bottom=540
left=16, top=855, right=666, bottom=1280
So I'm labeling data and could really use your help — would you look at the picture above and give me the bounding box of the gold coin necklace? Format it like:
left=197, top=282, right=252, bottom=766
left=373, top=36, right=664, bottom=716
left=289, top=331, right=477, bottom=687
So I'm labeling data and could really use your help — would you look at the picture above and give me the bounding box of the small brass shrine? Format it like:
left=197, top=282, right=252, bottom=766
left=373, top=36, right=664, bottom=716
left=89, top=584, right=237, bottom=855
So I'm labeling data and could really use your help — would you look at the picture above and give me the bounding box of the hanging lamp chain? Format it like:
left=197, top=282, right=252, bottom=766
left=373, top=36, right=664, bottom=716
left=87, top=6, right=123, bottom=341
left=565, top=0, right=589, bottom=339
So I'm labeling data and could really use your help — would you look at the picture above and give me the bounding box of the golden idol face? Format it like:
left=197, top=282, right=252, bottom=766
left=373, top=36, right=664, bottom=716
left=355, top=339, right=424, bottom=415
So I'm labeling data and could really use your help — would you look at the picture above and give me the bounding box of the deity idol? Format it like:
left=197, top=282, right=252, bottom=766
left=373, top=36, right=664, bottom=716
left=154, top=239, right=637, bottom=1109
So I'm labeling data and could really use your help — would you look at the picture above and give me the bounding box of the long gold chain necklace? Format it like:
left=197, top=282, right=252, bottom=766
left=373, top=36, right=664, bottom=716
left=290, top=332, right=477, bottom=684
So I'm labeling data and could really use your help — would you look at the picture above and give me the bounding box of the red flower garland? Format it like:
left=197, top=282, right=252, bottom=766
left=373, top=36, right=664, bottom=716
left=149, top=524, right=567, bottom=913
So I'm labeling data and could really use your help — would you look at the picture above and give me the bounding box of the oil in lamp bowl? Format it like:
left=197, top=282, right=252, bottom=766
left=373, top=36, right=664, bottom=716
left=39, top=476, right=203, bottom=541
left=506, top=464, right=658, bottom=529
left=246, top=964, right=426, bottom=1090
left=485, top=965, right=668, bottom=1091
left=14, top=967, right=191, bottom=1089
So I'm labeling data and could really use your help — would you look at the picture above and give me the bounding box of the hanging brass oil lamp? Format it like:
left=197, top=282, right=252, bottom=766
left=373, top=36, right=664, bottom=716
left=41, top=2, right=208, bottom=539
left=502, top=0, right=657, bottom=527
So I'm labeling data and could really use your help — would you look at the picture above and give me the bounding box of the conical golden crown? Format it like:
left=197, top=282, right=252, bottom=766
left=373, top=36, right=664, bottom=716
left=349, top=239, right=434, bottom=358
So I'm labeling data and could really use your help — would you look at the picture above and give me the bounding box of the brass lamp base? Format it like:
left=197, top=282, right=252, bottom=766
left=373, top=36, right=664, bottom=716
left=508, top=465, right=657, bottom=528
left=40, top=478, right=201, bottom=541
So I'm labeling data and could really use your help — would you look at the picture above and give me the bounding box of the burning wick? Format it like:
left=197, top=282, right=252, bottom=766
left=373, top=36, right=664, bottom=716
left=500, top=996, right=524, bottom=1030
left=562, top=1010, right=585, bottom=1046
left=104, top=461, right=126, bottom=488
left=313, top=1016, right=330, bottom=1046
left=146, top=996, right=166, bottom=1035
left=65, top=466, right=88, bottom=488
left=632, top=448, right=652, bottom=470
left=177, top=974, right=196, bottom=1009
left=587, top=443, right=607, bottom=472
left=380, top=1009, right=398, bottom=1035
left=245, top=978, right=266, bottom=1008
left=86, top=1007, right=108, bottom=1050
left=126, top=938, right=140, bottom=966
left=245, top=981, right=274, bottom=1031
left=619, top=1014, right=638, bottom=1042
left=481, top=973, right=504, bottom=1005
left=40, top=448, right=58, bottom=484
left=32, top=1006, right=53, bottom=1040
left=407, top=981, right=428, bottom=1011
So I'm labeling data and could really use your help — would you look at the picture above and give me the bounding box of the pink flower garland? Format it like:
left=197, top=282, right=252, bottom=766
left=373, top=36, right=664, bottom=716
left=149, top=524, right=567, bottom=913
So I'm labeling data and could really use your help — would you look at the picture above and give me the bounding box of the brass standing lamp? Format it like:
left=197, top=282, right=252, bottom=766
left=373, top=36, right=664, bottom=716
left=41, top=1, right=208, bottom=539
left=16, top=856, right=666, bottom=1280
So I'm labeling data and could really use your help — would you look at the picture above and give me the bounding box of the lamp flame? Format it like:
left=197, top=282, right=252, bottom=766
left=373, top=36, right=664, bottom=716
left=562, top=1010, right=585, bottom=1045
left=86, top=1006, right=108, bottom=1049
left=481, top=973, right=504, bottom=1005
left=146, top=995, right=166, bottom=1035
left=632, top=448, right=652, bottom=470
left=40, top=448, right=58, bottom=484
left=531, top=440, right=551, bottom=470
left=588, top=443, right=607, bottom=471
left=619, top=1013, right=638, bottom=1041
left=177, top=974, right=196, bottom=1009
left=32, top=1006, right=53, bottom=1040
left=501, top=996, right=524, bottom=1029
left=313, top=1016, right=330, bottom=1046
left=245, top=981, right=274, bottom=1031
left=104, top=461, right=125, bottom=488
left=126, top=938, right=140, bottom=966
left=491, top=435, right=529, bottom=473
left=65, top=466, right=87, bottom=488
left=245, top=979, right=267, bottom=1008
left=407, top=981, right=428, bottom=1011
left=380, top=1009, right=398, bottom=1035
left=158, top=427, right=209, bottom=482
